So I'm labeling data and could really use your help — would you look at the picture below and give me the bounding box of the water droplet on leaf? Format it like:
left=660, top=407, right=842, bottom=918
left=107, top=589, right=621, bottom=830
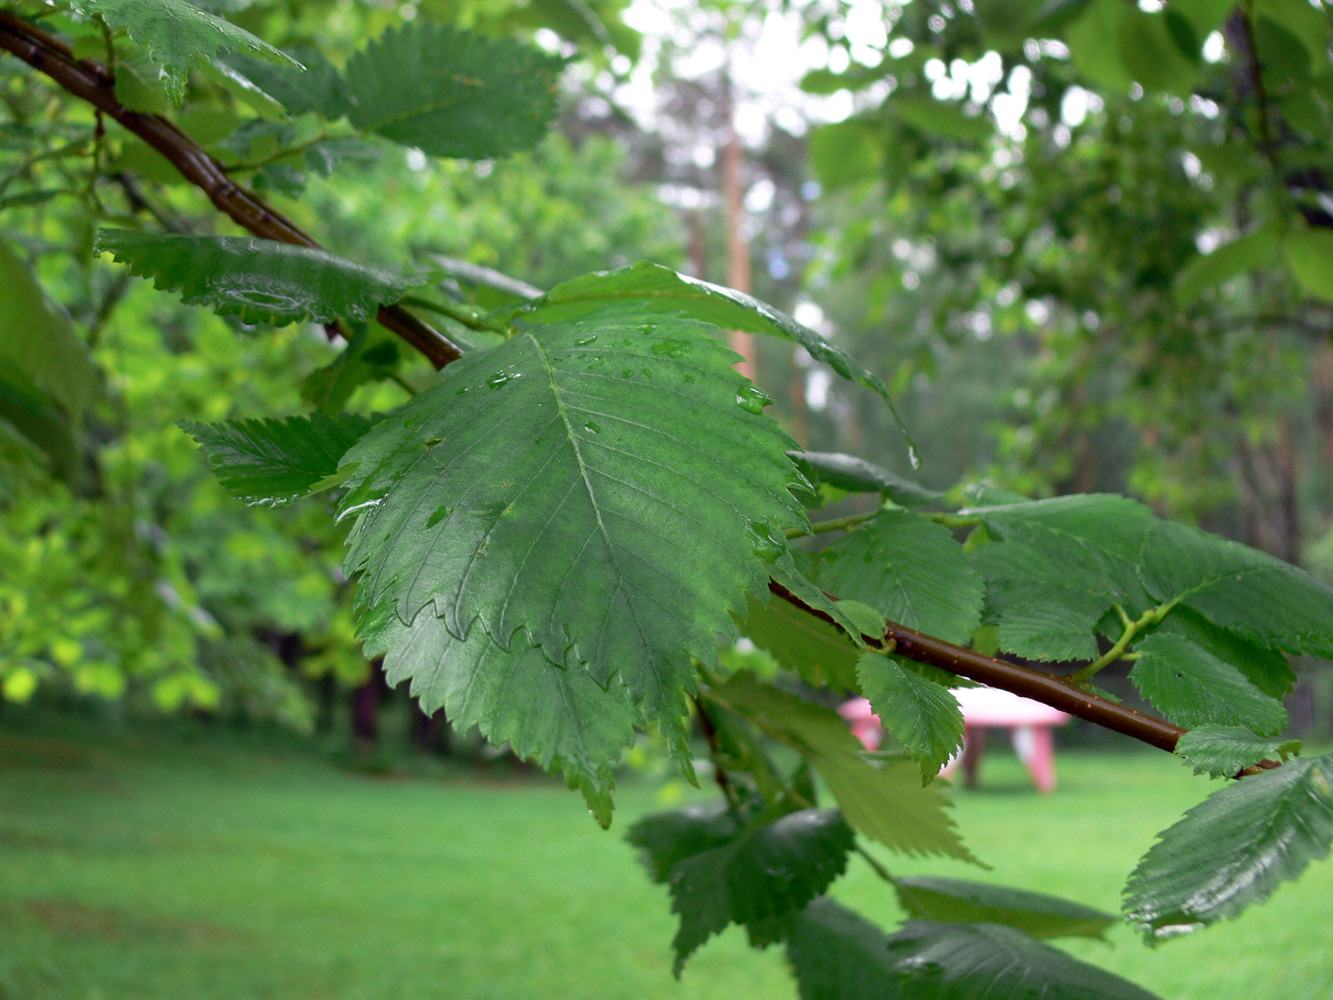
left=583, top=421, right=601, bottom=434
left=735, top=385, right=773, bottom=414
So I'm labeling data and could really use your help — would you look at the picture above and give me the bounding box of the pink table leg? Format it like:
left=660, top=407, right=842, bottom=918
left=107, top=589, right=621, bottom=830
left=1019, top=725, right=1057, bottom=792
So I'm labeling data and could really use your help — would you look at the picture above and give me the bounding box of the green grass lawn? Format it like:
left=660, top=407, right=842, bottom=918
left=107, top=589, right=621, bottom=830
left=1, top=708, right=1330, bottom=1000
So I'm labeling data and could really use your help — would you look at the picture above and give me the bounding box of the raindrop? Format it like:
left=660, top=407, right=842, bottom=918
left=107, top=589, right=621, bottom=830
left=651, top=339, right=687, bottom=358
left=574, top=335, right=598, bottom=346
left=744, top=518, right=785, bottom=563
left=735, top=385, right=773, bottom=414
left=583, top=421, right=601, bottom=435
left=426, top=507, right=451, bottom=528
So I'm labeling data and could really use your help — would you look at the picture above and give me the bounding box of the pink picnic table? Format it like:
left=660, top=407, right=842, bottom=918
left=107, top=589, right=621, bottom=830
left=838, top=687, right=1072, bottom=792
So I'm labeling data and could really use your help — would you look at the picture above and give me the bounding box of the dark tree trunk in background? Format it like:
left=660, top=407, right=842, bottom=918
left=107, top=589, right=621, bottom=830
left=313, top=671, right=337, bottom=735
left=411, top=707, right=451, bottom=756
left=351, top=658, right=385, bottom=749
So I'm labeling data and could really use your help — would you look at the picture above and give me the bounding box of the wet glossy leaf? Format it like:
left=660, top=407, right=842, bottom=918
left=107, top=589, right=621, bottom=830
left=1174, top=725, right=1301, bottom=779
left=181, top=412, right=375, bottom=507
left=508, top=262, right=914, bottom=459
left=94, top=230, right=421, bottom=326
left=339, top=307, right=806, bottom=753
left=70, top=0, right=299, bottom=104
left=1124, top=754, right=1333, bottom=941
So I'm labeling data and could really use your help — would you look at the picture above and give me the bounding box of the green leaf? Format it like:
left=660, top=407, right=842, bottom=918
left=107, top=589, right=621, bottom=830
left=301, top=325, right=406, bottom=413
left=1140, top=520, right=1333, bottom=657
left=0, top=237, right=99, bottom=414
left=894, top=876, right=1117, bottom=940
left=787, top=900, right=1161, bottom=1000
left=219, top=48, right=351, bottom=119
left=1173, top=222, right=1281, bottom=306
left=508, top=262, right=913, bottom=458
left=706, top=674, right=976, bottom=862
left=894, top=95, right=992, bottom=142
left=1129, top=632, right=1287, bottom=734
left=344, top=24, right=563, bottom=159
left=815, top=509, right=983, bottom=644
left=181, top=412, right=374, bottom=507
left=361, top=601, right=635, bottom=826
left=1286, top=225, right=1333, bottom=303
left=789, top=451, right=943, bottom=507
left=808, top=119, right=886, bottom=191
left=1124, top=754, right=1333, bottom=941
left=785, top=898, right=901, bottom=1000
left=1116, top=10, right=1200, bottom=92
left=1174, top=725, right=1302, bottom=779
left=996, top=595, right=1109, bottom=661
left=967, top=494, right=1157, bottom=601
left=740, top=593, right=861, bottom=691
left=1067, top=0, right=1133, bottom=90
left=94, top=230, right=422, bottom=326
left=427, top=254, right=545, bottom=301
left=627, top=803, right=854, bottom=972
left=884, top=921, right=1163, bottom=999
left=338, top=308, right=807, bottom=752
left=69, top=0, right=299, bottom=105
left=1256, top=0, right=1331, bottom=73
left=968, top=495, right=1156, bottom=660
left=1152, top=606, right=1296, bottom=700
left=856, top=653, right=963, bottom=784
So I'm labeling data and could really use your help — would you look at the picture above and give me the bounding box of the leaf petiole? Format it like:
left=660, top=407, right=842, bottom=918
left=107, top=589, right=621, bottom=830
left=1070, top=599, right=1179, bottom=685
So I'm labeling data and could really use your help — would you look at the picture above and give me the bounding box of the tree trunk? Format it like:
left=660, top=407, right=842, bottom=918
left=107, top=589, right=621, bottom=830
left=350, top=658, right=384, bottom=755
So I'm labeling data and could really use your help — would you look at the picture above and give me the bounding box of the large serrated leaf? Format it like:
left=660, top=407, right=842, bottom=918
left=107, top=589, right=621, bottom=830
left=627, top=803, right=854, bottom=973
left=856, top=653, right=963, bottom=784
left=181, top=412, right=374, bottom=507
left=815, top=509, right=983, bottom=645
left=1129, top=632, right=1288, bottom=734
left=338, top=308, right=806, bottom=751
left=344, top=24, right=562, bottom=159
left=0, top=237, right=99, bottom=415
left=787, top=900, right=1160, bottom=1000
left=69, top=0, right=299, bottom=105
left=360, top=599, right=635, bottom=826
left=894, top=877, right=1116, bottom=940
left=507, top=262, right=913, bottom=457
left=1174, top=725, right=1301, bottom=779
left=1124, top=754, right=1333, bottom=941
left=1140, top=520, right=1333, bottom=657
left=706, top=674, right=976, bottom=862
left=94, top=230, right=421, bottom=326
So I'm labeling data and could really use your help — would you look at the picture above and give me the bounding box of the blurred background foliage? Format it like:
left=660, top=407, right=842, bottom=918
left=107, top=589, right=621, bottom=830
left=2, top=0, right=1331, bottom=748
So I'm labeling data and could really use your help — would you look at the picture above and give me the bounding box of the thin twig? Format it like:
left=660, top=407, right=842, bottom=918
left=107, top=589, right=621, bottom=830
left=0, top=10, right=464, bottom=369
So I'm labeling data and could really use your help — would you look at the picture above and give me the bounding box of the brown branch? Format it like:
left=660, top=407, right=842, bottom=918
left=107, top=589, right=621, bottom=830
left=769, top=580, right=1280, bottom=777
left=771, top=579, right=1186, bottom=746
left=0, top=9, right=463, bottom=369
